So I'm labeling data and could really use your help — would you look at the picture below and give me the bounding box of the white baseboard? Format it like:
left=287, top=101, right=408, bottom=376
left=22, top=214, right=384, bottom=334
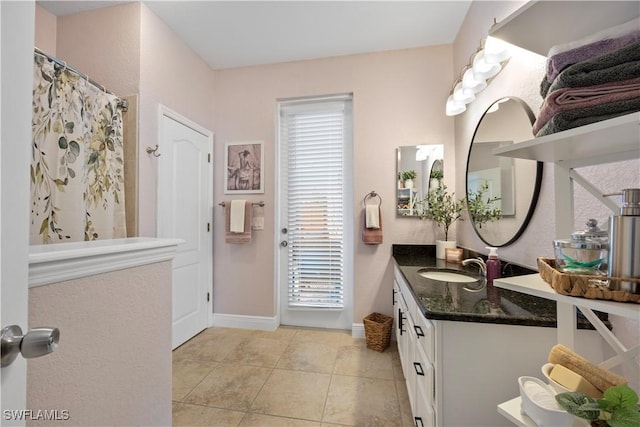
left=212, top=313, right=279, bottom=331
left=351, top=323, right=365, bottom=338
left=212, top=314, right=366, bottom=337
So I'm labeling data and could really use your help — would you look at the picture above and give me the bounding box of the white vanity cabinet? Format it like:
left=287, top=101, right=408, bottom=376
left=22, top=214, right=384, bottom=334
left=394, top=271, right=436, bottom=427
left=393, top=264, right=604, bottom=427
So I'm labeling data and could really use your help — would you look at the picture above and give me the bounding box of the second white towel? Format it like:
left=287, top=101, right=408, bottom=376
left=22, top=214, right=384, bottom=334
left=230, top=200, right=246, bottom=233
left=365, top=204, right=380, bottom=229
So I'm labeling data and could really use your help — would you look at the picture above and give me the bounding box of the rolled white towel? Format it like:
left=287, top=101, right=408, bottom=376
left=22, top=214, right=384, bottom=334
left=365, top=204, right=380, bottom=229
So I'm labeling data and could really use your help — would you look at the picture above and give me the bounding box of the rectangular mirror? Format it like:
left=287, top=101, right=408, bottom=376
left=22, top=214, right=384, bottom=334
left=397, top=144, right=443, bottom=217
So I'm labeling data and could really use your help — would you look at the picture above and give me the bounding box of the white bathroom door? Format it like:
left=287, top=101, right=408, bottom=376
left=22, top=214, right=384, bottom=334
left=1, top=1, right=34, bottom=422
left=157, top=108, right=213, bottom=349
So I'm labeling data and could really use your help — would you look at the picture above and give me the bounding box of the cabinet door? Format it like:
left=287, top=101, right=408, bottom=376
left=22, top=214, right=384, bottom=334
left=414, top=380, right=435, bottom=427
left=414, top=310, right=435, bottom=364
left=415, top=340, right=434, bottom=406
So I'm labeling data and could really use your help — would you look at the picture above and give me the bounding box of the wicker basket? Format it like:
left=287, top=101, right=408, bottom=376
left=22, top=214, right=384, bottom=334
left=363, top=312, right=393, bottom=352
left=537, top=258, right=640, bottom=303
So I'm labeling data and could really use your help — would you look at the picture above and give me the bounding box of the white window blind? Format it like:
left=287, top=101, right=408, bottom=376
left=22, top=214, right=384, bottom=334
left=280, top=98, right=351, bottom=309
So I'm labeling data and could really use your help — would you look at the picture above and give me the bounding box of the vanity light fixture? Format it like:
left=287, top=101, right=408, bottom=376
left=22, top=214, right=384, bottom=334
left=445, top=36, right=511, bottom=116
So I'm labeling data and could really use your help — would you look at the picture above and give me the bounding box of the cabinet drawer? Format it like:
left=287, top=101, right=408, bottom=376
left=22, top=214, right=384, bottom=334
left=414, top=382, right=435, bottom=427
left=414, top=311, right=434, bottom=363
left=414, top=343, right=434, bottom=405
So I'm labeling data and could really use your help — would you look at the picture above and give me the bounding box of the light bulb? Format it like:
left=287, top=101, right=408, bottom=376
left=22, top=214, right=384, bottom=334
left=445, top=94, right=466, bottom=116
left=483, top=37, right=511, bottom=64
left=461, top=68, right=487, bottom=94
left=452, top=82, right=475, bottom=104
left=472, top=50, right=501, bottom=80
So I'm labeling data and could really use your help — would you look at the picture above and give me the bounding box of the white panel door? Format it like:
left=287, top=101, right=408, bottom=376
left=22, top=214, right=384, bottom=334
left=158, top=109, right=213, bottom=349
left=1, top=2, right=35, bottom=424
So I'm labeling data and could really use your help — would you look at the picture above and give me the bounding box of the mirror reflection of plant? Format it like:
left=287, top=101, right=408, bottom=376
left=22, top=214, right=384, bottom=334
left=430, top=169, right=443, bottom=180
left=417, top=184, right=465, bottom=241
left=467, top=181, right=502, bottom=229
left=555, top=384, right=640, bottom=427
left=401, top=170, right=417, bottom=181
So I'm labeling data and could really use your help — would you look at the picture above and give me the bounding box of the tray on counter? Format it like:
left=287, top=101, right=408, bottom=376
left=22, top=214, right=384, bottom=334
left=537, top=258, right=640, bottom=304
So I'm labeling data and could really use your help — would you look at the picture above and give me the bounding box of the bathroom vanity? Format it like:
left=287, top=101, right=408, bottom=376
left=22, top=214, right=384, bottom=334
left=392, top=245, right=604, bottom=427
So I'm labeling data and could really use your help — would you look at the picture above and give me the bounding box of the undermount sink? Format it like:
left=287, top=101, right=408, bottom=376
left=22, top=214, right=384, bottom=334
left=417, top=268, right=479, bottom=283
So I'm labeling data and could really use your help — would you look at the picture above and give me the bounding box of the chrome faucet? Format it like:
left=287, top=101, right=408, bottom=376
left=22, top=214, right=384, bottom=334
left=462, top=257, right=487, bottom=277
left=461, top=257, right=487, bottom=292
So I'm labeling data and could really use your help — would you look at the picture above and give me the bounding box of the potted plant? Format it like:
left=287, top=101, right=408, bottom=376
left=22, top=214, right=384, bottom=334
left=417, top=184, right=465, bottom=259
left=401, top=170, right=417, bottom=189
left=555, top=384, right=640, bottom=427
left=467, top=181, right=503, bottom=229
left=429, top=169, right=443, bottom=189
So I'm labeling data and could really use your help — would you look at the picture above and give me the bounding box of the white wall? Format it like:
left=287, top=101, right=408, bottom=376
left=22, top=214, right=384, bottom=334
left=27, top=262, right=173, bottom=426
left=212, top=46, right=455, bottom=320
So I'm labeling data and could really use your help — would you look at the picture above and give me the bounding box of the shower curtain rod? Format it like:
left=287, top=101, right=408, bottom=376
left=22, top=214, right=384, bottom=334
left=34, top=47, right=128, bottom=112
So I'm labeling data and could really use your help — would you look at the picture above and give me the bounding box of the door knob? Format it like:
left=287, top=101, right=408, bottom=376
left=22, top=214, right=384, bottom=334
left=280, top=241, right=288, bottom=247
left=1, top=325, right=60, bottom=367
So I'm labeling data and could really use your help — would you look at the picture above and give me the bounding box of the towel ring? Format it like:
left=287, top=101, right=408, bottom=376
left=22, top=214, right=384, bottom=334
left=363, top=191, right=382, bottom=207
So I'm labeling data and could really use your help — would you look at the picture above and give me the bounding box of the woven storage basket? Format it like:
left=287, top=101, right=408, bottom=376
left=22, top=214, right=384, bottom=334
left=363, top=312, right=393, bottom=352
left=537, top=258, right=640, bottom=303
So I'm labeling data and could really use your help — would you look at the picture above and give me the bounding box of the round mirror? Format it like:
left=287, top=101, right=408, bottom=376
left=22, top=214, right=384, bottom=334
left=465, top=97, right=543, bottom=247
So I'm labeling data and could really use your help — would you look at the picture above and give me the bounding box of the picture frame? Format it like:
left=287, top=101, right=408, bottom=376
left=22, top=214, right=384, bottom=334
left=224, top=141, right=264, bottom=194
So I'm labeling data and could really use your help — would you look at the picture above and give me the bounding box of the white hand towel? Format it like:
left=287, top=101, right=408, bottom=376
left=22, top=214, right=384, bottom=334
left=230, top=200, right=246, bottom=233
left=252, top=205, right=264, bottom=230
left=365, top=204, right=380, bottom=229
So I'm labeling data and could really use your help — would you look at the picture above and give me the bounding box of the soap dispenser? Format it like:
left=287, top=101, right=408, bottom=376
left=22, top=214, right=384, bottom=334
left=606, top=188, right=640, bottom=293
left=485, top=247, right=501, bottom=308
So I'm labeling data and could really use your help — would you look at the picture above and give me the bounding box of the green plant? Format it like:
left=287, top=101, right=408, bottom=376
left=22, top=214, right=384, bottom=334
left=401, top=170, right=417, bottom=181
left=430, top=169, right=443, bottom=180
left=467, top=181, right=502, bottom=228
left=417, top=184, right=465, bottom=241
left=555, top=385, right=640, bottom=427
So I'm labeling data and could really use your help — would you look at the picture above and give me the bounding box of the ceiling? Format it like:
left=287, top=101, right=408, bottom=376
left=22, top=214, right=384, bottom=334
left=37, top=1, right=472, bottom=70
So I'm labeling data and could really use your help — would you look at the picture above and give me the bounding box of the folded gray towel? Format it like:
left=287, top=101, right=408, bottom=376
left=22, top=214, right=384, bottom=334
left=535, top=97, right=640, bottom=137
left=541, top=41, right=640, bottom=98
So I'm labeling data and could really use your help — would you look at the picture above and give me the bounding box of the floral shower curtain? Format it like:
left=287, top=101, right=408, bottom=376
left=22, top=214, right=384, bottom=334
left=30, top=53, right=127, bottom=244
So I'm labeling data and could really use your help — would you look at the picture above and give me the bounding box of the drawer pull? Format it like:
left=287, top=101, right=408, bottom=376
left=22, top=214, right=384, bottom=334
left=413, top=362, right=425, bottom=376
left=398, top=308, right=406, bottom=335
left=414, top=416, right=424, bottom=427
left=392, top=288, right=397, bottom=305
left=414, top=325, right=424, bottom=337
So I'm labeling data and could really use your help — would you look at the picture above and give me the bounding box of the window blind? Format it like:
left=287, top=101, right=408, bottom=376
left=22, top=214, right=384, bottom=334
left=280, top=99, right=350, bottom=309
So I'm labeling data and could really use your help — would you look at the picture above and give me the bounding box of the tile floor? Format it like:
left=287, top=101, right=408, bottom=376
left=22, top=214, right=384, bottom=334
left=172, top=326, right=414, bottom=426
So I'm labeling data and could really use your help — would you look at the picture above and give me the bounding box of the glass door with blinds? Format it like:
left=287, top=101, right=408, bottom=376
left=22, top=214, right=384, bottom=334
left=277, top=95, right=353, bottom=330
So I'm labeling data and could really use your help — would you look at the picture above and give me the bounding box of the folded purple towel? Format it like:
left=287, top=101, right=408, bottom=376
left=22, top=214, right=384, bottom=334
left=533, top=77, right=640, bottom=134
left=547, top=31, right=640, bottom=81
left=541, top=41, right=640, bottom=99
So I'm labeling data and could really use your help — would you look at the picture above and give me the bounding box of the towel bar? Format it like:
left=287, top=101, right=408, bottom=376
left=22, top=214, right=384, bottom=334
left=363, top=191, right=382, bottom=207
left=218, top=201, right=265, bottom=207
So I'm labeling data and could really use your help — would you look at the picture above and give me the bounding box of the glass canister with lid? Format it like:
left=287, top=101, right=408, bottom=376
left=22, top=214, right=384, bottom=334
left=553, top=219, right=609, bottom=274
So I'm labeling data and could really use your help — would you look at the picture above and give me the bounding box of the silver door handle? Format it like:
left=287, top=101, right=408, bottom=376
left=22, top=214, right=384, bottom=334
left=1, top=325, right=60, bottom=367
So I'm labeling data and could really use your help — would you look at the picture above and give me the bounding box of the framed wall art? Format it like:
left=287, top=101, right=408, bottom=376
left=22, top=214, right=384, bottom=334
left=224, top=141, right=264, bottom=194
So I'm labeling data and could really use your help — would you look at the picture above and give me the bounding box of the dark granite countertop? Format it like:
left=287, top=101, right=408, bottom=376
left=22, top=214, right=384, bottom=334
left=393, top=244, right=606, bottom=329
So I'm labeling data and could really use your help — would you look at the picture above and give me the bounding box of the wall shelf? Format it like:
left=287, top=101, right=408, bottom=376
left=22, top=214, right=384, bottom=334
left=495, top=274, right=640, bottom=319
left=493, top=112, right=640, bottom=169
left=489, top=1, right=639, bottom=57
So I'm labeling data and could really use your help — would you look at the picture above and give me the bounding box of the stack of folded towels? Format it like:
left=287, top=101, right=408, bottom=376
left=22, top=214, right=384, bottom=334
left=533, top=18, right=640, bottom=137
